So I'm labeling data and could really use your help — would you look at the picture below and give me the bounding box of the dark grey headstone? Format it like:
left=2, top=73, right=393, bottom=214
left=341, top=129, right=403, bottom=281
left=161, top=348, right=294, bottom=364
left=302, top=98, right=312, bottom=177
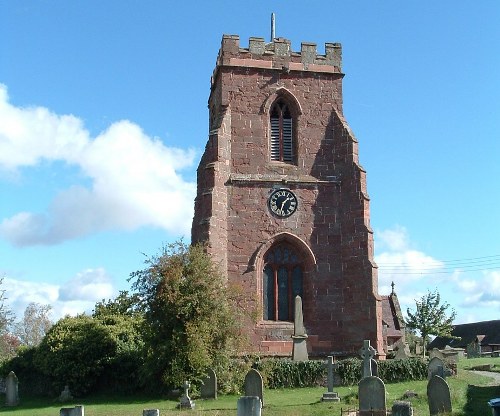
left=142, top=410, right=159, bottom=416
left=427, top=375, right=452, bottom=416
left=200, top=368, right=217, bottom=399
left=371, top=358, right=379, bottom=377
left=244, top=369, right=264, bottom=407
left=358, top=376, right=386, bottom=415
left=59, top=405, right=84, bottom=416
left=392, top=400, right=413, bottom=416
left=237, top=396, right=261, bottom=416
left=428, top=357, right=445, bottom=379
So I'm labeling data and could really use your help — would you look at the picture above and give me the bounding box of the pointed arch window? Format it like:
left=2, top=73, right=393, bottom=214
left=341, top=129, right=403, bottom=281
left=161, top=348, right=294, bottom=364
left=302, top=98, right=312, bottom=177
left=270, top=99, right=294, bottom=163
left=263, top=244, right=303, bottom=321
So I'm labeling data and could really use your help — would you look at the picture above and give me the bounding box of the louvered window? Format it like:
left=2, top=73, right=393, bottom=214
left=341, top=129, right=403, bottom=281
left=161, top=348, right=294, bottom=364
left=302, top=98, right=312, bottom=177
left=270, top=100, right=294, bottom=162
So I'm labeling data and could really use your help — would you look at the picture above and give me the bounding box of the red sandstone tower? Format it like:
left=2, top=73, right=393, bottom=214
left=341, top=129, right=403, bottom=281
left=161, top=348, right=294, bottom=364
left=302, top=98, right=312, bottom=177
left=192, top=34, right=384, bottom=358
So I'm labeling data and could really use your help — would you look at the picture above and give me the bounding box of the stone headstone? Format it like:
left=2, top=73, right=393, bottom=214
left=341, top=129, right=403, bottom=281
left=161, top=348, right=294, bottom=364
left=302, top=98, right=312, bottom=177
left=466, top=341, right=481, bottom=358
left=143, top=410, right=159, bottom=416
left=200, top=368, right=217, bottom=399
left=429, top=348, right=445, bottom=360
left=358, top=376, right=386, bottom=416
left=394, top=340, right=411, bottom=359
left=291, top=295, right=308, bottom=361
left=237, top=396, right=262, bottom=416
left=321, top=356, right=340, bottom=402
left=392, top=400, right=413, bottom=416
left=59, top=385, right=73, bottom=402
left=60, top=405, right=84, bottom=416
left=244, top=369, right=264, bottom=407
left=359, top=340, right=376, bottom=378
left=428, top=356, right=445, bottom=379
left=5, top=371, right=19, bottom=406
left=178, top=380, right=195, bottom=409
left=370, top=358, right=378, bottom=377
left=427, top=375, right=452, bottom=415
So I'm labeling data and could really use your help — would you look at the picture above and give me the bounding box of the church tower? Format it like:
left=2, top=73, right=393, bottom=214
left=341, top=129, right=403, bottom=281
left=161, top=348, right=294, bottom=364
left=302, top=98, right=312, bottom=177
left=192, top=34, right=385, bottom=357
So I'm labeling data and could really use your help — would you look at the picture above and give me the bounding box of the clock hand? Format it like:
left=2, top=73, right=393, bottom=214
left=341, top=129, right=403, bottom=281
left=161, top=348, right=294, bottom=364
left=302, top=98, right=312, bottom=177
left=280, top=196, right=292, bottom=210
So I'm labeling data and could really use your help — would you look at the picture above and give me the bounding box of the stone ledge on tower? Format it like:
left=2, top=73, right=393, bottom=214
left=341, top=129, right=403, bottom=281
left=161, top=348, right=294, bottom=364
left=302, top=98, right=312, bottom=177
left=213, top=34, right=342, bottom=82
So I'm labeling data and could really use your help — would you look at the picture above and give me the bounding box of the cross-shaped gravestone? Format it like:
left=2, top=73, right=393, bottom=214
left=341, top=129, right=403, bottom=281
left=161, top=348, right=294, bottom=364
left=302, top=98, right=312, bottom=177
left=178, top=380, right=195, bottom=409
left=359, top=340, right=376, bottom=378
left=321, top=356, right=340, bottom=402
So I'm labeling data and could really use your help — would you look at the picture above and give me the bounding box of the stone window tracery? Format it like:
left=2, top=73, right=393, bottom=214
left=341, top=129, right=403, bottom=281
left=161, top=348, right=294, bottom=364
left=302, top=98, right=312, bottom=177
left=263, top=243, right=303, bottom=321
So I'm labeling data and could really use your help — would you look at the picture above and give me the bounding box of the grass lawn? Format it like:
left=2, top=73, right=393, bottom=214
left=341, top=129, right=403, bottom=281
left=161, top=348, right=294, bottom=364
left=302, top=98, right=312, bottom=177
left=1, top=357, right=499, bottom=415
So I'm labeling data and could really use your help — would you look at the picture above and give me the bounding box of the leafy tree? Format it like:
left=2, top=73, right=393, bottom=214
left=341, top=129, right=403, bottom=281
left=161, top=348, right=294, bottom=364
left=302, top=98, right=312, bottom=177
left=35, top=312, right=145, bottom=396
left=130, top=241, right=243, bottom=391
left=405, top=289, right=456, bottom=357
left=0, top=276, right=15, bottom=362
left=14, top=302, right=53, bottom=347
left=93, top=290, right=141, bottom=318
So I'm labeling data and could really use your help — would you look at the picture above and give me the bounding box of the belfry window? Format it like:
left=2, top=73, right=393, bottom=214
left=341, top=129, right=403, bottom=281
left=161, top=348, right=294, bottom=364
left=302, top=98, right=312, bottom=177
left=270, top=99, right=294, bottom=162
left=263, top=244, right=303, bottom=321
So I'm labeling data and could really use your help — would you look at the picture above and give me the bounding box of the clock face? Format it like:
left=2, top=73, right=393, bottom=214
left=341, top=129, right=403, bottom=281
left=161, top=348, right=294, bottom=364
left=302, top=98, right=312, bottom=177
left=268, top=189, right=298, bottom=218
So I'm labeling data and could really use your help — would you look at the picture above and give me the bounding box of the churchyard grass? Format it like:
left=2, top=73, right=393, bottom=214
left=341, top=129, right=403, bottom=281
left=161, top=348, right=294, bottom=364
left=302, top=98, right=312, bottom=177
left=2, top=357, right=499, bottom=416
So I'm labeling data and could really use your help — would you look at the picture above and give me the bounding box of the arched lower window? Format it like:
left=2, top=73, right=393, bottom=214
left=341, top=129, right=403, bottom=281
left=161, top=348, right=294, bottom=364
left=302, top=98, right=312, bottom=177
left=270, top=99, right=294, bottom=163
left=263, top=244, right=303, bottom=321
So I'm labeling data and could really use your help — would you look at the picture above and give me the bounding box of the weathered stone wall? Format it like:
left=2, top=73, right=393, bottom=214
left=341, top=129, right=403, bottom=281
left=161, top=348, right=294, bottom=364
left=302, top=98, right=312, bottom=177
left=192, top=35, right=384, bottom=357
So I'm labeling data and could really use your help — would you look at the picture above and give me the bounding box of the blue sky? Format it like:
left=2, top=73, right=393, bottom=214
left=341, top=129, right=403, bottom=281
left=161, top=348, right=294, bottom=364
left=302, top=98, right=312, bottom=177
left=1, top=1, right=499, bottom=326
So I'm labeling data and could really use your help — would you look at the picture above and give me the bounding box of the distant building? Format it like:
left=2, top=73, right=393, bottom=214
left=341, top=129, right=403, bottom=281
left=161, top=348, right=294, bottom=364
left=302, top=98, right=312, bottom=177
left=381, top=282, right=405, bottom=352
left=428, top=320, right=500, bottom=354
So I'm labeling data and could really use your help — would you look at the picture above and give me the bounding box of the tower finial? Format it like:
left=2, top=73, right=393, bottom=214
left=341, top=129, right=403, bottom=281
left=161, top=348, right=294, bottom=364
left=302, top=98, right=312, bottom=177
left=391, top=281, right=395, bottom=295
left=271, top=12, right=276, bottom=41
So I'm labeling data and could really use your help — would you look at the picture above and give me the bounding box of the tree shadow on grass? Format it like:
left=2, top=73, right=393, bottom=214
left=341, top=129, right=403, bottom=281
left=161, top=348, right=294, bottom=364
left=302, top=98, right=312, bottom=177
left=463, top=385, right=500, bottom=416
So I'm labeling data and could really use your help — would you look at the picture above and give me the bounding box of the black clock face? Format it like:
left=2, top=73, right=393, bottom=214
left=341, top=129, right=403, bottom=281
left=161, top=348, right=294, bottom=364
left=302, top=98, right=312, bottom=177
left=268, top=189, right=298, bottom=218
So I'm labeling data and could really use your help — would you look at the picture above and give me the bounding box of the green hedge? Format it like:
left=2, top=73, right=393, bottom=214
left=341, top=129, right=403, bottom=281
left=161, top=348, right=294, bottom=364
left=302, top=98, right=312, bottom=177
left=336, top=357, right=427, bottom=385
left=253, top=356, right=428, bottom=389
left=255, top=359, right=324, bottom=389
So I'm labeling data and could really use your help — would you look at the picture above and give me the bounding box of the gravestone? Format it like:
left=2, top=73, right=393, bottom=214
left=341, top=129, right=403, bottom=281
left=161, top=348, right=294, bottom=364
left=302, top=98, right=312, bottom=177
left=143, top=410, right=159, bottom=416
left=291, top=295, right=308, bottom=361
left=244, top=369, right=264, bottom=407
left=427, top=375, right=452, bottom=415
left=5, top=371, right=19, bottom=406
left=428, top=356, right=445, bottom=379
left=60, top=405, right=84, bottom=416
left=178, top=380, right=195, bottom=409
left=392, top=400, right=413, bottom=416
left=394, top=340, right=411, bottom=360
left=237, top=396, right=262, bottom=416
left=359, top=340, right=376, bottom=378
left=466, top=341, right=481, bottom=358
left=358, top=376, right=386, bottom=416
left=59, top=385, right=73, bottom=402
left=429, top=348, right=445, bottom=360
left=371, top=358, right=378, bottom=377
left=200, top=368, right=217, bottom=399
left=321, top=356, right=340, bottom=402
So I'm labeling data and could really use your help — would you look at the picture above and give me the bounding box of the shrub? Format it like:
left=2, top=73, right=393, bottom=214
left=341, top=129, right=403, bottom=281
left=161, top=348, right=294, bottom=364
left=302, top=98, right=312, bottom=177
left=336, top=357, right=427, bottom=385
left=255, top=358, right=325, bottom=389
left=34, top=313, right=144, bottom=396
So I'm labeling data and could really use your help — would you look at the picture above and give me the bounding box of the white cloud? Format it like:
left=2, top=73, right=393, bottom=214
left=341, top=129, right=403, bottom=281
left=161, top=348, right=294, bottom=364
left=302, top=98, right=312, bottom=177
left=58, top=268, right=114, bottom=302
left=3, top=268, right=116, bottom=321
left=0, top=84, right=197, bottom=246
left=375, top=226, right=444, bottom=290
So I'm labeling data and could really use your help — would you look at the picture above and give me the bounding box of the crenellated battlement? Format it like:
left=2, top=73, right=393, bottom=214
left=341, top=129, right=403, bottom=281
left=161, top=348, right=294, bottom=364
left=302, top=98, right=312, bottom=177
left=212, top=34, right=342, bottom=85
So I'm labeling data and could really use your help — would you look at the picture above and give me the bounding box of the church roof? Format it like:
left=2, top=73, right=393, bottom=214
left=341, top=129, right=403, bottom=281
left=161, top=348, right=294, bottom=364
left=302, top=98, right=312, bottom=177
left=381, top=288, right=405, bottom=338
left=428, top=319, right=500, bottom=349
